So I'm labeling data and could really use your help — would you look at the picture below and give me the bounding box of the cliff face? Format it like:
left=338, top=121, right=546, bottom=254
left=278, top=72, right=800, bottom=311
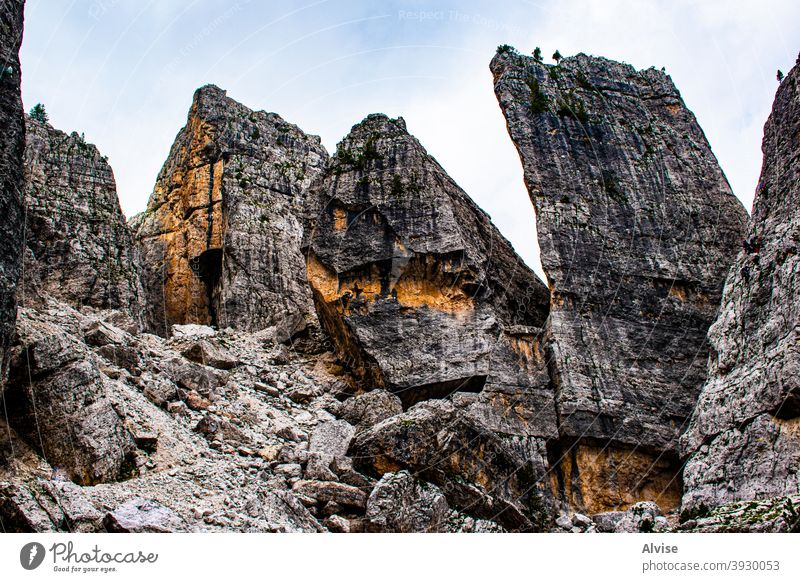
left=0, top=0, right=25, bottom=385
left=681, top=61, right=800, bottom=513
left=134, top=85, right=328, bottom=337
left=22, top=118, right=144, bottom=323
left=492, top=50, right=748, bottom=513
left=305, top=114, right=556, bottom=528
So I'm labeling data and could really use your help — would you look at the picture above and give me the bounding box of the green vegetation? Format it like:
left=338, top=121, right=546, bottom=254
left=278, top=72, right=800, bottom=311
left=556, top=92, right=588, bottom=124
left=575, top=70, right=594, bottom=91
left=29, top=103, right=48, bottom=123
left=777, top=69, right=784, bottom=82
left=525, top=75, right=548, bottom=115
left=552, top=50, right=562, bottom=63
left=332, top=132, right=384, bottom=173
left=532, top=47, right=542, bottom=62
left=497, top=44, right=515, bottom=55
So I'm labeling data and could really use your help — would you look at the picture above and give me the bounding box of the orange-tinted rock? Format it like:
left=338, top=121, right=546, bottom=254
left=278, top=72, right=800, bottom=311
left=134, top=85, right=328, bottom=336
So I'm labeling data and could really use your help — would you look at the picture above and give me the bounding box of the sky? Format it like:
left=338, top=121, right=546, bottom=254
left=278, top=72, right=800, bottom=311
left=18, top=0, right=800, bottom=279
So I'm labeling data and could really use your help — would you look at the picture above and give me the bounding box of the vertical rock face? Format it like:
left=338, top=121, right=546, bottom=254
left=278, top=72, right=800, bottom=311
left=681, top=61, right=800, bottom=512
left=22, top=118, right=144, bottom=323
left=0, top=0, right=25, bottom=385
left=492, top=49, right=748, bottom=513
left=134, top=85, right=328, bottom=336
left=306, top=114, right=556, bottom=528
left=305, top=114, right=551, bottom=412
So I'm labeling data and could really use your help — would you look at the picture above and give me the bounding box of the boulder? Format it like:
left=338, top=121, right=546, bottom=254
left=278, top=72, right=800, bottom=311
left=4, top=314, right=136, bottom=485
left=335, top=390, right=403, bottom=428
left=365, top=471, right=450, bottom=532
left=103, top=497, right=187, bottom=533
left=351, top=400, right=553, bottom=531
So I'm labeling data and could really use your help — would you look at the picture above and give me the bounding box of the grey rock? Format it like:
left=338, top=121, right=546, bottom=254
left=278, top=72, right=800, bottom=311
left=141, top=373, right=181, bottom=408
left=492, top=48, right=747, bottom=514
left=0, top=0, right=25, bottom=389
left=292, top=479, right=368, bottom=510
left=22, top=118, right=144, bottom=324
left=335, top=390, right=403, bottom=428
left=681, top=60, right=800, bottom=513
left=304, top=113, right=553, bottom=429
left=254, top=490, right=325, bottom=533
left=134, top=85, right=328, bottom=336
left=591, top=511, right=626, bottom=533
left=351, top=399, right=553, bottom=531
left=181, top=339, right=239, bottom=370
left=4, top=314, right=136, bottom=484
left=309, top=419, right=355, bottom=458
left=613, top=501, right=664, bottom=533
left=103, top=497, right=187, bottom=532
left=156, top=356, right=228, bottom=396
left=0, top=479, right=103, bottom=533
left=365, top=471, right=449, bottom=532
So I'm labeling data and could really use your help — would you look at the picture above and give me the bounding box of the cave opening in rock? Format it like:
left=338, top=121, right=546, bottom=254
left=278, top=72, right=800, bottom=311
left=393, top=375, right=487, bottom=409
left=194, top=247, right=223, bottom=327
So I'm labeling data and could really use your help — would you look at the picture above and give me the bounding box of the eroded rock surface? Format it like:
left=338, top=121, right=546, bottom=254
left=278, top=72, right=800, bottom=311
left=134, top=85, right=328, bottom=336
left=681, top=61, right=800, bottom=513
left=22, top=118, right=144, bottom=323
left=492, top=48, right=748, bottom=513
left=0, top=0, right=25, bottom=386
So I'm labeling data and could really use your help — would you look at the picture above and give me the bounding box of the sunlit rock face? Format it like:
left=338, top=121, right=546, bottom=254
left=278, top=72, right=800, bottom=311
left=681, top=60, right=800, bottom=513
left=21, top=118, right=144, bottom=324
left=134, top=85, right=328, bottom=337
left=492, top=48, right=748, bottom=513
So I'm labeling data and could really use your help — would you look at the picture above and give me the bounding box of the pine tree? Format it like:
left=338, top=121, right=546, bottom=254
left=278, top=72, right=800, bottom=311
left=777, top=70, right=784, bottom=82
left=29, top=103, right=48, bottom=123
left=533, top=47, right=542, bottom=61
left=552, top=50, right=562, bottom=63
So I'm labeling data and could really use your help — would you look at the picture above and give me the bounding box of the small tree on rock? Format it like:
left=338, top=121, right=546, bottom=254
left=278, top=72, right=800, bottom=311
left=29, top=103, right=48, bottom=123
left=777, top=70, right=784, bottom=82
left=533, top=47, right=542, bottom=61
left=553, top=50, right=562, bottom=63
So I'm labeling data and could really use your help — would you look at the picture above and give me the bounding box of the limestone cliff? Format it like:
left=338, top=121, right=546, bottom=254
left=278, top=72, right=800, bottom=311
left=681, top=60, right=800, bottom=513
left=492, top=48, right=748, bottom=513
left=22, top=118, right=144, bottom=323
left=305, top=114, right=555, bottom=529
left=134, top=85, right=328, bottom=337
left=0, top=0, right=25, bottom=386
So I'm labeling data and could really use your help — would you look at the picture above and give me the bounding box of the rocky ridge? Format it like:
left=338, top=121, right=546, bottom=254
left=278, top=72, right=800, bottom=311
left=680, top=59, right=800, bottom=513
left=21, top=117, right=144, bottom=322
left=1, top=26, right=799, bottom=533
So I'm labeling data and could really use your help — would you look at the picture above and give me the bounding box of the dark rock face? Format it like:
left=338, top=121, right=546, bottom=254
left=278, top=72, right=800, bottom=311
left=681, top=62, right=800, bottom=512
left=0, top=0, right=25, bottom=386
left=304, top=114, right=557, bottom=527
left=134, top=85, right=328, bottom=336
left=22, top=118, right=144, bottom=322
left=492, top=49, right=748, bottom=514
left=304, top=113, right=552, bottom=422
